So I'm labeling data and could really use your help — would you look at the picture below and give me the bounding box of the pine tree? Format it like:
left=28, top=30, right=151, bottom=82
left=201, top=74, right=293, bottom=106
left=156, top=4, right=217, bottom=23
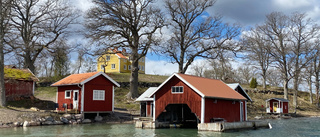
left=250, top=77, right=258, bottom=88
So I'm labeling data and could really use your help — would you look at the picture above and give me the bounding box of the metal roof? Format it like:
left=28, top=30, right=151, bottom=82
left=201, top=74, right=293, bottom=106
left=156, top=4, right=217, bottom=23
left=266, top=98, right=289, bottom=102
left=136, top=87, right=157, bottom=102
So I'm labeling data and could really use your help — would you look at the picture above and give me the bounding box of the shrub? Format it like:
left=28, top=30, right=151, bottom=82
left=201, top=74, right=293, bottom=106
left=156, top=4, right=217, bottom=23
left=250, top=77, right=258, bottom=88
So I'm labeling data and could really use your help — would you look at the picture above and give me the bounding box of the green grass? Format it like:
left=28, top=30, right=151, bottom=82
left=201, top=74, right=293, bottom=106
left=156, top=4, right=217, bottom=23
left=114, top=87, right=149, bottom=111
left=107, top=73, right=168, bottom=83
left=34, top=87, right=56, bottom=98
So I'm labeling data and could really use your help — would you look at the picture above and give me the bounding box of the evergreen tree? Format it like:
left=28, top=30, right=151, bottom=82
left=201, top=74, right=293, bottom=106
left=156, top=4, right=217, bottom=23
left=250, top=77, right=258, bottom=88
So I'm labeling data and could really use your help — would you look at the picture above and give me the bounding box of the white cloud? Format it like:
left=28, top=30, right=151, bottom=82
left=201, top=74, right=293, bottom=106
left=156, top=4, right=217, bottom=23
left=145, top=58, right=178, bottom=75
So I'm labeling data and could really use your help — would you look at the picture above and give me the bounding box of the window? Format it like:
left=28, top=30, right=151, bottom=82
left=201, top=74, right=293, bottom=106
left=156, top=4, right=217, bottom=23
left=124, top=65, right=127, bottom=70
left=106, top=56, right=110, bottom=61
left=141, top=57, right=144, bottom=62
left=128, top=65, right=131, bottom=70
left=101, top=65, right=104, bottom=69
left=171, top=86, right=183, bottom=93
left=65, top=90, right=71, bottom=99
left=93, top=90, right=105, bottom=100
left=138, top=65, right=141, bottom=70
left=142, top=66, right=144, bottom=71
left=111, top=64, right=116, bottom=69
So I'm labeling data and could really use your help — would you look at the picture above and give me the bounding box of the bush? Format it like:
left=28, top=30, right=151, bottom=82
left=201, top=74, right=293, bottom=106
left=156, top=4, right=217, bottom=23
left=250, top=77, right=258, bottom=88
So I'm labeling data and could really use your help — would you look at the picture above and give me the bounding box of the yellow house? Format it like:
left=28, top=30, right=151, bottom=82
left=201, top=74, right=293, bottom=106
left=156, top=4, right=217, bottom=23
left=97, top=48, right=145, bottom=74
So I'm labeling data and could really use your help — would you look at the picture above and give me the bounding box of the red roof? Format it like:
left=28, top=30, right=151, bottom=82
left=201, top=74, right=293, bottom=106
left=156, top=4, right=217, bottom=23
left=149, top=73, right=247, bottom=100
left=51, top=72, right=120, bottom=87
left=112, top=49, right=128, bottom=59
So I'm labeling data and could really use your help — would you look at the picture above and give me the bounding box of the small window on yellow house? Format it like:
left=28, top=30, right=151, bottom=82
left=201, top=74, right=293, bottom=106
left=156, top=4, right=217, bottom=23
left=111, top=64, right=116, bottom=69
left=124, top=65, right=127, bottom=70
left=142, top=66, right=144, bottom=71
left=141, top=57, right=144, bottom=62
left=128, top=65, right=131, bottom=70
left=101, top=65, right=104, bottom=69
left=138, top=65, right=141, bottom=70
left=106, top=56, right=110, bottom=61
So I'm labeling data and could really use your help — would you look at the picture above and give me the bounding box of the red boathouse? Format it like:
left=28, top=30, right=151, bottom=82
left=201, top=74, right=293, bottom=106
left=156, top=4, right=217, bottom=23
left=147, top=73, right=248, bottom=125
left=51, top=72, right=120, bottom=115
left=266, top=98, right=289, bottom=114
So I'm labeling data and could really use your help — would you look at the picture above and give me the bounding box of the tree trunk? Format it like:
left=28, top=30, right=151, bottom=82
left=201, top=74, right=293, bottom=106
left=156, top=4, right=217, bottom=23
left=0, top=5, right=6, bottom=106
left=316, top=73, right=320, bottom=107
left=308, top=77, right=313, bottom=104
left=128, top=49, right=139, bottom=99
left=24, top=52, right=36, bottom=74
left=283, top=80, right=289, bottom=100
left=262, top=69, right=267, bottom=90
left=293, top=77, right=299, bottom=113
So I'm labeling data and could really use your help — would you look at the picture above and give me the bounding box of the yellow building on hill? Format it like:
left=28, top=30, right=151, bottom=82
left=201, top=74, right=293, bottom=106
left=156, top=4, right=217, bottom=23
left=97, top=48, right=145, bottom=74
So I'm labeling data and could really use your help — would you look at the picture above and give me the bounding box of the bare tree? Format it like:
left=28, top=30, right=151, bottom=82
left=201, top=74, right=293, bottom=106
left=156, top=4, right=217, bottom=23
left=313, top=48, right=320, bottom=106
left=288, top=12, right=320, bottom=112
left=242, top=27, right=272, bottom=89
left=5, top=0, right=78, bottom=74
left=86, top=0, right=165, bottom=99
left=259, top=12, right=292, bottom=100
left=266, top=68, right=282, bottom=87
left=0, top=0, right=13, bottom=107
left=237, top=65, right=256, bottom=84
left=162, top=0, right=240, bottom=74
left=304, top=64, right=314, bottom=104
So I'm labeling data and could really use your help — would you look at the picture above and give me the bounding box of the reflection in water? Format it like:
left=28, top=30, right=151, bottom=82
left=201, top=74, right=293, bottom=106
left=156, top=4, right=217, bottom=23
left=0, top=117, right=320, bottom=137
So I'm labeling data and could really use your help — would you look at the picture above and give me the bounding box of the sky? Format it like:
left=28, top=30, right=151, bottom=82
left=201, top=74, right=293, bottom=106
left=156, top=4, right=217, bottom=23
left=70, top=0, right=320, bottom=76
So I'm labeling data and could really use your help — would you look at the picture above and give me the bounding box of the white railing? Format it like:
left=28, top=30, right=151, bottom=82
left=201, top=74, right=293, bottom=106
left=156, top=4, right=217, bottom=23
left=266, top=108, right=270, bottom=113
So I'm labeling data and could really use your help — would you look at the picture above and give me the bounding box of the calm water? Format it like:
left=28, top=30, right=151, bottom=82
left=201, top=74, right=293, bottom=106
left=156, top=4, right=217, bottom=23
left=1, top=117, right=320, bottom=137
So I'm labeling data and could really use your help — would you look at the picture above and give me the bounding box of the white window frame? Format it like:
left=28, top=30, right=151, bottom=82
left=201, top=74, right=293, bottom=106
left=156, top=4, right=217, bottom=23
left=138, top=65, right=141, bottom=70
left=111, top=64, right=116, bottom=69
left=124, top=65, right=127, bottom=70
left=93, top=90, right=105, bottom=101
left=142, top=66, right=144, bottom=71
left=171, top=86, right=183, bottom=94
left=128, top=65, right=131, bottom=70
left=65, top=90, right=71, bottom=99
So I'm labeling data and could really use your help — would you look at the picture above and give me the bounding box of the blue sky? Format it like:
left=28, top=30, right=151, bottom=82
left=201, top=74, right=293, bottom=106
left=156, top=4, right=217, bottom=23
left=15, top=0, right=320, bottom=76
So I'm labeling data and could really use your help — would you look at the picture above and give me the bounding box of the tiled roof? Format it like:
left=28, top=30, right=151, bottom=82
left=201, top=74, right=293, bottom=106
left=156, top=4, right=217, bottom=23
left=51, top=72, right=99, bottom=86
left=178, top=74, right=247, bottom=100
left=112, top=49, right=128, bottom=59
left=51, top=72, right=120, bottom=87
left=149, top=73, right=247, bottom=100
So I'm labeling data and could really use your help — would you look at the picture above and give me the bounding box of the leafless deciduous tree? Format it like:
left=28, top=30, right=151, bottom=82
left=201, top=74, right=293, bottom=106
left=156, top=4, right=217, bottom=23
left=288, top=13, right=320, bottom=112
left=259, top=12, right=292, bottom=100
left=86, top=0, right=165, bottom=99
left=0, top=0, right=13, bottom=107
left=312, top=48, right=320, bottom=106
left=5, top=0, right=78, bottom=74
left=162, top=0, right=240, bottom=74
left=237, top=65, right=256, bottom=85
left=242, top=27, right=272, bottom=89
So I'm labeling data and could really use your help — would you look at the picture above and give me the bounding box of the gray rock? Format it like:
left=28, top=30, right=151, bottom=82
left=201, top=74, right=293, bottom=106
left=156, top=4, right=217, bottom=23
left=29, top=121, right=41, bottom=126
left=82, top=119, right=92, bottom=124
left=40, top=118, right=46, bottom=122
left=69, top=119, right=76, bottom=124
left=75, top=114, right=83, bottom=120
left=94, top=116, right=103, bottom=122
left=42, top=121, right=53, bottom=125
left=23, top=121, right=30, bottom=127
left=53, top=121, right=63, bottom=125
left=60, top=117, right=69, bottom=124
left=45, top=116, right=54, bottom=122
left=71, top=115, right=76, bottom=120
left=13, top=122, right=21, bottom=127
left=0, top=124, right=10, bottom=128
left=0, top=123, right=2, bottom=126
left=63, top=114, right=72, bottom=120
left=77, top=119, right=82, bottom=123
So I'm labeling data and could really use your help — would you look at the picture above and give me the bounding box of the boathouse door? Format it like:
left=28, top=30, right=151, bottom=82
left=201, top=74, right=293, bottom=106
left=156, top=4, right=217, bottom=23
left=273, top=102, right=278, bottom=113
left=73, top=90, right=79, bottom=109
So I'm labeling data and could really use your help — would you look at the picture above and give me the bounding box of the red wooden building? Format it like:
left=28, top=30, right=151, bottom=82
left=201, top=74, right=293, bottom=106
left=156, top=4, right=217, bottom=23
left=147, top=73, right=248, bottom=125
left=4, top=66, right=39, bottom=101
left=266, top=98, right=289, bottom=114
left=51, top=72, right=120, bottom=115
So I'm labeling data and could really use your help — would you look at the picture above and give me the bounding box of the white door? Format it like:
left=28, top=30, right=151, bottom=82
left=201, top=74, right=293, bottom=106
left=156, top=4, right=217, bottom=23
left=73, top=90, right=79, bottom=109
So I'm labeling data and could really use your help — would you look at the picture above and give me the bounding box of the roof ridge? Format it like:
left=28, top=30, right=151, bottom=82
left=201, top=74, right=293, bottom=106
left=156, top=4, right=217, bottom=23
left=177, top=73, right=221, bottom=81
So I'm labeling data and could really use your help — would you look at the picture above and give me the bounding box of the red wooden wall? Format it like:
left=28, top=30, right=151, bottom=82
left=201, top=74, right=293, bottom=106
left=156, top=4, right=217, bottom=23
left=5, top=80, right=33, bottom=100
left=146, top=101, right=152, bottom=117
left=57, top=85, right=81, bottom=111
left=205, top=99, right=245, bottom=122
left=83, top=75, right=113, bottom=112
left=154, top=76, right=202, bottom=121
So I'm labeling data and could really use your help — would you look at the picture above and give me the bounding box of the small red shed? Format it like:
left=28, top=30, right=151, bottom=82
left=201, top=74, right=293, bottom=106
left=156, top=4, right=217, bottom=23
left=266, top=98, right=289, bottom=114
left=4, top=66, right=39, bottom=101
left=51, top=72, right=120, bottom=115
left=147, top=73, right=248, bottom=125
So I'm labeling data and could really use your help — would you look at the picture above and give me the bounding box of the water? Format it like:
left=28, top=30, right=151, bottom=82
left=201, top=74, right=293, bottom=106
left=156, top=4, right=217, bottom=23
left=0, top=117, right=320, bottom=137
